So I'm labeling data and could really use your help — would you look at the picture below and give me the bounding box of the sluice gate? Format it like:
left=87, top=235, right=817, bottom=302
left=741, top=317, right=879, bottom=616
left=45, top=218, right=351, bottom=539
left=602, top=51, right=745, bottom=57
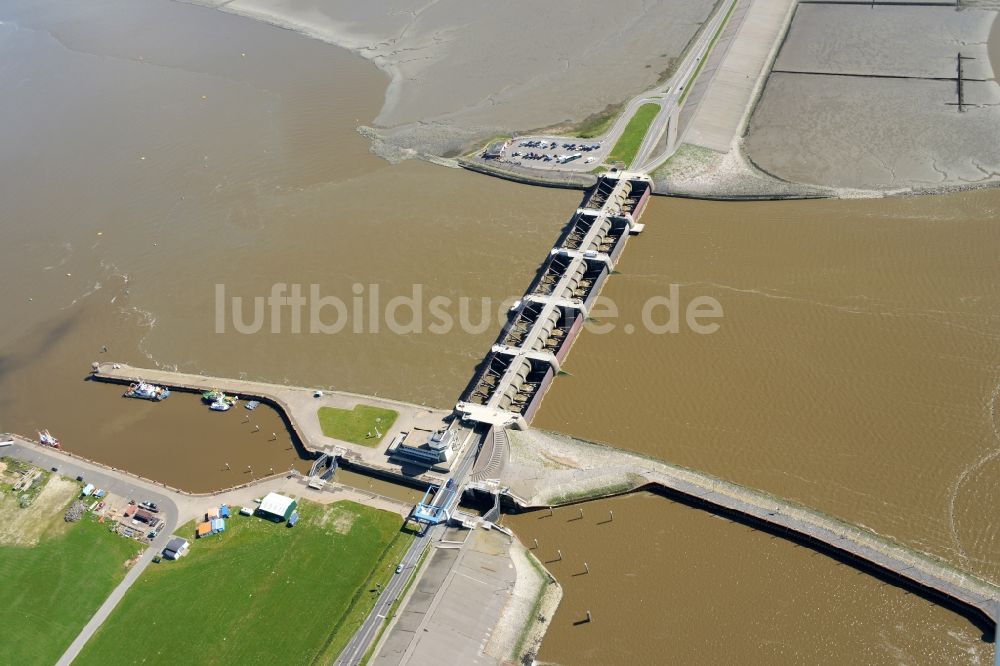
left=456, top=172, right=651, bottom=429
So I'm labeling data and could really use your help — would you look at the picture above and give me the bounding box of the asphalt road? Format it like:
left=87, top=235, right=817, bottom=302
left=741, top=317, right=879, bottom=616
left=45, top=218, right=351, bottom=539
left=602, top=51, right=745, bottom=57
left=503, top=0, right=738, bottom=175
left=633, top=0, right=738, bottom=171
left=2, top=439, right=180, bottom=666
left=334, top=430, right=482, bottom=666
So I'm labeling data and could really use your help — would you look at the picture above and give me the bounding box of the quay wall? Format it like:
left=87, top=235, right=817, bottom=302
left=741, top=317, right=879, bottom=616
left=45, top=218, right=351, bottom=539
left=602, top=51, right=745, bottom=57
left=336, top=459, right=440, bottom=492
left=88, top=364, right=449, bottom=488
left=9, top=433, right=288, bottom=498
left=9, top=434, right=416, bottom=518
left=457, top=158, right=597, bottom=191
left=89, top=369, right=318, bottom=462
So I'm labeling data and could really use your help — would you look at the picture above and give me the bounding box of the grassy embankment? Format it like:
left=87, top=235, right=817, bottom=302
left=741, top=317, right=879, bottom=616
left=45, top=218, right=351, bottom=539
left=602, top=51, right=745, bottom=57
left=548, top=479, right=639, bottom=506
left=76, top=500, right=414, bottom=666
left=318, top=405, right=399, bottom=446
left=571, top=102, right=626, bottom=139
left=605, top=103, right=660, bottom=168
left=0, top=470, right=142, bottom=666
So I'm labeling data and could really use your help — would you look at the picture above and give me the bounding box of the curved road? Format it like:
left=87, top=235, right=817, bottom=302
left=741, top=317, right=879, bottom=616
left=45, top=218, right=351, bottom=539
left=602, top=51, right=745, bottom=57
left=507, top=0, right=737, bottom=175
left=632, top=0, right=738, bottom=172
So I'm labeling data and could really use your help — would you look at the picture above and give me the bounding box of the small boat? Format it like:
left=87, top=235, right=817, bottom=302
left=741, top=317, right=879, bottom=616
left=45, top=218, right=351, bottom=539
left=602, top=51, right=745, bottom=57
left=209, top=400, right=231, bottom=412
left=202, top=389, right=224, bottom=403
left=124, top=381, right=170, bottom=401
left=38, top=429, right=60, bottom=448
left=203, top=389, right=237, bottom=406
left=244, top=400, right=260, bottom=411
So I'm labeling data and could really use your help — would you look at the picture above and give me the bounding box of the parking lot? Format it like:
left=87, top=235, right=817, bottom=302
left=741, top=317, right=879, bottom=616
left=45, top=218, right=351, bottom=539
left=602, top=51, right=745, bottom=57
left=486, top=136, right=611, bottom=172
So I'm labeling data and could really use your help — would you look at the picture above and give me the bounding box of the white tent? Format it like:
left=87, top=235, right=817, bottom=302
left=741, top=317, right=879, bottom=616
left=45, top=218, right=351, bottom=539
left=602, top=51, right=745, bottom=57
left=258, top=492, right=297, bottom=521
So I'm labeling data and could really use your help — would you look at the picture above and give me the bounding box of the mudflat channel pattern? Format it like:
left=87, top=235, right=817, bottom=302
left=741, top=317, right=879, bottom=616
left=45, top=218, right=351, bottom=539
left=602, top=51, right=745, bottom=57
left=1, top=0, right=998, bottom=662
left=745, top=5, right=1000, bottom=191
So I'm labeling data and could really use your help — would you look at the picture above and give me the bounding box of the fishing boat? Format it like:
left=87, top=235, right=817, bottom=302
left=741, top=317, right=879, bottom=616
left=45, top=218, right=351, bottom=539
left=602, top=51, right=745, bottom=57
left=209, top=400, right=231, bottom=412
left=38, top=429, right=60, bottom=448
left=202, top=389, right=224, bottom=403
left=124, top=381, right=170, bottom=401
left=203, top=390, right=237, bottom=406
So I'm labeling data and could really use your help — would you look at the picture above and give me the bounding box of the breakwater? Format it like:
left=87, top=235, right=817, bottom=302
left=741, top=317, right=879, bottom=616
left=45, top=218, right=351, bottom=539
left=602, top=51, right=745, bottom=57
left=483, top=429, right=1000, bottom=632
left=88, top=363, right=452, bottom=487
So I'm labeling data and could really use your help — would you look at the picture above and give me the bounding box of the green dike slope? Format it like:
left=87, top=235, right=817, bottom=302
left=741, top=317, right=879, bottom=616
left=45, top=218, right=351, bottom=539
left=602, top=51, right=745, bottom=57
left=76, top=500, right=412, bottom=666
left=606, top=103, right=660, bottom=167
left=0, top=518, right=142, bottom=666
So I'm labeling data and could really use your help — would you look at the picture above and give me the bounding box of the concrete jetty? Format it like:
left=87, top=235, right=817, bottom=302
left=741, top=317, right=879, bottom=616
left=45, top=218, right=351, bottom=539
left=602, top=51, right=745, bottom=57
left=477, top=429, right=1000, bottom=631
left=89, top=362, right=452, bottom=486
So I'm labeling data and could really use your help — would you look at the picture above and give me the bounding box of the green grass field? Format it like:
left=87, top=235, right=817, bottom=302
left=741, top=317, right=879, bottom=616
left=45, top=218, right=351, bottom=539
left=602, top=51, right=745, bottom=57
left=76, top=500, right=413, bottom=666
left=571, top=102, right=625, bottom=139
left=0, top=517, right=142, bottom=666
left=605, top=103, right=660, bottom=167
left=318, top=405, right=399, bottom=446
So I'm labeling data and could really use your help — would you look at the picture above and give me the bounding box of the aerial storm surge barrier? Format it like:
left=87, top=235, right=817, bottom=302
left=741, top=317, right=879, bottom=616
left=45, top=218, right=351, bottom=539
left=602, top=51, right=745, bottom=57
left=408, top=172, right=651, bottom=526
left=456, top=172, right=652, bottom=430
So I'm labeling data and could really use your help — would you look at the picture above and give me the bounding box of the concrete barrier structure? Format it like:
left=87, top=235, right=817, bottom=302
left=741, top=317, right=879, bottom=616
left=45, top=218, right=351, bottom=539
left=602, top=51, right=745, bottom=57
left=457, top=172, right=652, bottom=430
left=482, top=430, right=1000, bottom=634
left=457, top=157, right=599, bottom=190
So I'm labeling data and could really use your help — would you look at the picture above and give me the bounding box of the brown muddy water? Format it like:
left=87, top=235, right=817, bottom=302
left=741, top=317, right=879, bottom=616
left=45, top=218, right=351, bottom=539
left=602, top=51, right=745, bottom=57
left=506, top=493, right=991, bottom=664
left=0, top=0, right=572, bottom=490
left=535, top=193, right=1000, bottom=583
left=1, top=0, right=999, bottom=662
left=78, top=382, right=299, bottom=493
left=333, top=468, right=423, bottom=505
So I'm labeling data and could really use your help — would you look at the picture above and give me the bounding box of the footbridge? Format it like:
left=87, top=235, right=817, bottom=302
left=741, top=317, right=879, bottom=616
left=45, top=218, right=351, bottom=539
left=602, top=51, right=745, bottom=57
left=456, top=172, right=651, bottom=430
left=410, top=480, right=460, bottom=526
